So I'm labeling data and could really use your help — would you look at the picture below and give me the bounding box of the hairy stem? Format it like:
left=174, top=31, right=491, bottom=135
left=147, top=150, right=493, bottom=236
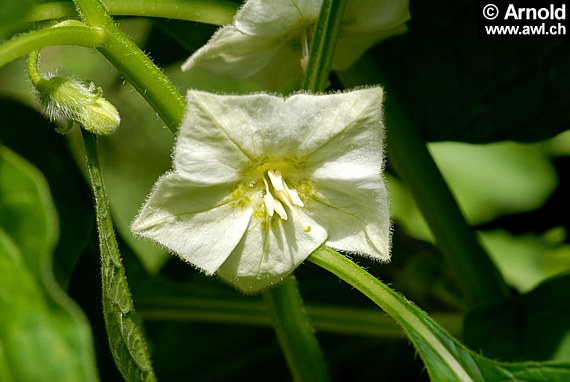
left=309, top=247, right=474, bottom=381
left=72, top=0, right=185, bottom=132
left=0, top=24, right=103, bottom=68
left=29, top=0, right=237, bottom=25
left=82, top=130, right=156, bottom=381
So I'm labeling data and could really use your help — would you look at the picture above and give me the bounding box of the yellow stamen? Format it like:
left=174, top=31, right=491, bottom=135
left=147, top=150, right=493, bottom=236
left=263, top=169, right=310, bottom=232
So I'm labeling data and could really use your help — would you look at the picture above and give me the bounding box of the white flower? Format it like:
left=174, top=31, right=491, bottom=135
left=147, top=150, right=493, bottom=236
left=131, top=87, right=391, bottom=292
left=182, top=0, right=410, bottom=90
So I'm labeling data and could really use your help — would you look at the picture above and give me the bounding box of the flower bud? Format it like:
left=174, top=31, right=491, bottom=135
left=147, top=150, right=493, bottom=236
left=34, top=75, right=120, bottom=135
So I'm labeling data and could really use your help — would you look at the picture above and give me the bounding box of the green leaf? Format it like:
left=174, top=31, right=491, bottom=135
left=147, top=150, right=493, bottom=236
left=0, top=145, right=57, bottom=275
left=0, top=145, right=98, bottom=381
left=0, top=0, right=34, bottom=38
left=464, top=273, right=570, bottom=362
left=479, top=230, right=570, bottom=293
left=310, top=247, right=570, bottom=381
left=0, top=98, right=94, bottom=289
left=81, top=131, right=156, bottom=381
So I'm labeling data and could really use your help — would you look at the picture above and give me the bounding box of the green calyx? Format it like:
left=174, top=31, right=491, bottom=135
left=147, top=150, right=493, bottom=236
left=28, top=51, right=120, bottom=135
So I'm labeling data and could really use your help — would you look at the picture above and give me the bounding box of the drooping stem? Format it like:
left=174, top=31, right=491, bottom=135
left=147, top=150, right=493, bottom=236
left=0, top=24, right=104, bottom=69
left=309, top=247, right=475, bottom=381
left=27, top=50, right=43, bottom=86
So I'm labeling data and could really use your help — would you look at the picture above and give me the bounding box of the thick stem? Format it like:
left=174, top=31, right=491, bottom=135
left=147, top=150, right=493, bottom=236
left=262, top=278, right=331, bottom=382
left=29, top=0, right=237, bottom=25
left=385, top=94, right=510, bottom=306
left=72, top=0, right=185, bottom=132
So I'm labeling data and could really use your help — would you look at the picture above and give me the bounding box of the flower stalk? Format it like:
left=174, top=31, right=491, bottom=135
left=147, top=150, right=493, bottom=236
left=302, top=0, right=347, bottom=91
left=262, top=277, right=331, bottom=382
left=72, top=0, right=185, bottom=132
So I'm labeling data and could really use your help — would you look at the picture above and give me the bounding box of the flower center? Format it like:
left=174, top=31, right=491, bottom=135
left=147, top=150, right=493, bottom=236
left=262, top=169, right=311, bottom=232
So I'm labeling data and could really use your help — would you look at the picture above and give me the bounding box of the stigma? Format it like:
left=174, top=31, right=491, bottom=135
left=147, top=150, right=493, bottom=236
left=262, top=169, right=311, bottom=232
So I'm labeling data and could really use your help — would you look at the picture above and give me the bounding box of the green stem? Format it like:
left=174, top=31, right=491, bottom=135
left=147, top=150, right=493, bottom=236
left=99, top=28, right=185, bottom=132
left=72, top=0, right=185, bottom=132
left=302, top=0, right=347, bottom=92
left=337, top=56, right=510, bottom=307
left=262, top=278, right=331, bottom=382
left=27, top=51, right=43, bottom=86
left=29, top=0, right=238, bottom=25
left=385, top=95, right=510, bottom=306
left=0, top=24, right=103, bottom=68
left=136, top=296, right=463, bottom=338
left=309, top=247, right=474, bottom=381
left=82, top=130, right=156, bottom=381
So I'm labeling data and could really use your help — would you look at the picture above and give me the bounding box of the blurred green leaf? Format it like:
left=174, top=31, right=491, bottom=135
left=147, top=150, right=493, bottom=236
left=480, top=229, right=570, bottom=293
left=0, top=0, right=34, bottom=38
left=0, top=145, right=57, bottom=275
left=430, top=141, right=558, bottom=225
left=389, top=139, right=560, bottom=242
left=0, top=145, right=98, bottom=381
left=0, top=98, right=93, bottom=289
left=464, top=273, right=570, bottom=362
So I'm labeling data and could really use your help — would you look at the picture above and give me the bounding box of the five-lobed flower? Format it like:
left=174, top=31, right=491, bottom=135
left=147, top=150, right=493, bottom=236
left=131, top=87, right=391, bottom=292
left=182, top=0, right=410, bottom=91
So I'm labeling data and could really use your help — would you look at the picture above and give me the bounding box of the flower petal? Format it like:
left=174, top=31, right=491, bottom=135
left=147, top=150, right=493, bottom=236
left=130, top=173, right=252, bottom=274
left=236, top=0, right=321, bottom=37
left=183, top=0, right=410, bottom=89
left=182, top=26, right=303, bottom=91
left=176, top=90, right=280, bottom=183
left=217, top=211, right=327, bottom=292
left=309, top=177, right=391, bottom=260
left=183, top=90, right=313, bottom=164
left=298, top=87, right=390, bottom=260
left=182, top=26, right=279, bottom=78
left=280, top=88, right=384, bottom=159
